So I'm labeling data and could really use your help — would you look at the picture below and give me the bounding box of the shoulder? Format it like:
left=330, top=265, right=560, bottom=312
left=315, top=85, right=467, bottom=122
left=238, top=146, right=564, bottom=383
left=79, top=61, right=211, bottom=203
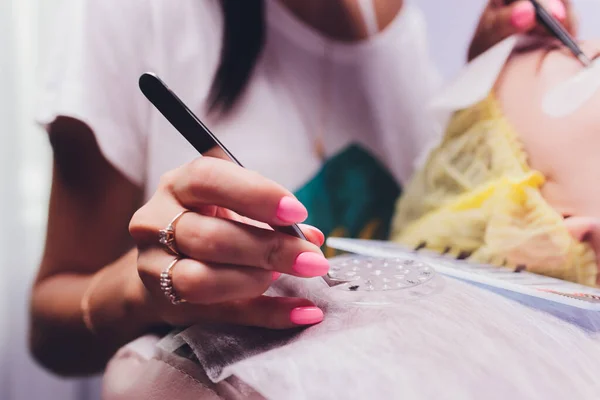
left=63, top=0, right=222, bottom=48
left=77, top=0, right=220, bottom=24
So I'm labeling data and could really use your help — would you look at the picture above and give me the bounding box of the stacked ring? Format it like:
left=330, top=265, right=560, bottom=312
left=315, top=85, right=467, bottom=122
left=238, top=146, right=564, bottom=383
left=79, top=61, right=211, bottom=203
left=160, top=258, right=186, bottom=305
left=158, top=210, right=190, bottom=304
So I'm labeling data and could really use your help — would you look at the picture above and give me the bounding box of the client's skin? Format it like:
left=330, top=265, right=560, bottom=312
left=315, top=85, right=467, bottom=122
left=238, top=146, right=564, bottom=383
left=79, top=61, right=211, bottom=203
left=496, top=39, right=600, bottom=270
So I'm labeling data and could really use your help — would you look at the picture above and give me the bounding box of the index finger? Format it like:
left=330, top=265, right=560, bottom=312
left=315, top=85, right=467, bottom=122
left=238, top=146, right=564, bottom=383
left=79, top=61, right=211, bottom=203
left=167, top=157, right=308, bottom=226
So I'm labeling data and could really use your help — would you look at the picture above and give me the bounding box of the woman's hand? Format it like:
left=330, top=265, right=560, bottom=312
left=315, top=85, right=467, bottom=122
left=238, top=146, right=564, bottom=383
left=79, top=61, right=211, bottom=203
left=128, top=157, right=328, bottom=330
left=468, top=0, right=576, bottom=61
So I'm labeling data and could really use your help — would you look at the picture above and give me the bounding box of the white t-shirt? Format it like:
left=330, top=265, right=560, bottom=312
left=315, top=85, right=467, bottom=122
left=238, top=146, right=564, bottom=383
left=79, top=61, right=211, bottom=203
left=37, top=0, right=440, bottom=239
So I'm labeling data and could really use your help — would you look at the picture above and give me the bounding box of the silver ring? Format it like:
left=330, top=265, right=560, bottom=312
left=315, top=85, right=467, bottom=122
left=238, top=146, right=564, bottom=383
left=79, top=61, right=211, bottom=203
left=160, top=258, right=186, bottom=305
left=158, top=210, right=189, bottom=255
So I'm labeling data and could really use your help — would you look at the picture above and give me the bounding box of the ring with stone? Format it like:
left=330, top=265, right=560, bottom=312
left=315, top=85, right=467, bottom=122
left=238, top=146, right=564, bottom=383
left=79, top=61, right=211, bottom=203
left=158, top=210, right=189, bottom=255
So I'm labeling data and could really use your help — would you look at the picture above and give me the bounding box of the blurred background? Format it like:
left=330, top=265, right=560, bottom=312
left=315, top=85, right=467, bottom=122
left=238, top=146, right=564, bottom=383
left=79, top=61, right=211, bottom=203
left=1, top=0, right=600, bottom=399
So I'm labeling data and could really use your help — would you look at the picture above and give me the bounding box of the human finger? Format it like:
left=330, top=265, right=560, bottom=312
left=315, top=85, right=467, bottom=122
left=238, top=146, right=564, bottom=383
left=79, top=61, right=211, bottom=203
left=468, top=0, right=534, bottom=60
left=137, top=249, right=273, bottom=304
left=171, top=213, right=328, bottom=277
left=506, top=0, right=575, bottom=36
left=300, top=224, right=325, bottom=247
left=169, top=295, right=324, bottom=329
left=137, top=249, right=324, bottom=327
left=496, top=1, right=537, bottom=36
left=166, top=157, right=308, bottom=226
left=133, top=206, right=328, bottom=277
left=211, top=211, right=324, bottom=247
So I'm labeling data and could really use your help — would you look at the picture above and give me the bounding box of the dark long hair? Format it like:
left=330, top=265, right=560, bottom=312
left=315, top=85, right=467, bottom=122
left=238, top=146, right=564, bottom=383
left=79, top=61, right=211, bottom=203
left=208, top=0, right=266, bottom=114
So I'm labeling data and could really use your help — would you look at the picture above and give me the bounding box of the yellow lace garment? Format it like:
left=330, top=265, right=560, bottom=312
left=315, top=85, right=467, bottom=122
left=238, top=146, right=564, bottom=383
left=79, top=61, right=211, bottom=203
left=390, top=94, right=598, bottom=287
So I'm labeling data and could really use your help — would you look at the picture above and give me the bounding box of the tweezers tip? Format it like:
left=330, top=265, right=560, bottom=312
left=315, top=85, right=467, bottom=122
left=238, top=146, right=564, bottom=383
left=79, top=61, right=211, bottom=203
left=578, top=53, right=593, bottom=68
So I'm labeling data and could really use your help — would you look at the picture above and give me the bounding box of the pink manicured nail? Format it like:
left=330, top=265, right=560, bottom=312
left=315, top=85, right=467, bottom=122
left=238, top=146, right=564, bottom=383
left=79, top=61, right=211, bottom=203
left=276, top=196, right=308, bottom=223
left=511, top=1, right=535, bottom=29
left=301, top=224, right=325, bottom=246
left=272, top=272, right=282, bottom=281
left=290, top=307, right=324, bottom=325
left=549, top=0, right=566, bottom=20
left=292, top=252, right=329, bottom=277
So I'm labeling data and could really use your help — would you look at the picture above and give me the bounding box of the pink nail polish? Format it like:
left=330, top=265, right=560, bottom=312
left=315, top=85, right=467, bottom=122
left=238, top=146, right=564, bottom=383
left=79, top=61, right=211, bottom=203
left=276, top=196, right=308, bottom=223
left=302, top=225, right=325, bottom=246
left=292, top=252, right=330, bottom=277
left=511, top=1, right=535, bottom=29
left=272, top=272, right=282, bottom=281
left=549, top=0, right=566, bottom=20
left=290, top=307, right=324, bottom=325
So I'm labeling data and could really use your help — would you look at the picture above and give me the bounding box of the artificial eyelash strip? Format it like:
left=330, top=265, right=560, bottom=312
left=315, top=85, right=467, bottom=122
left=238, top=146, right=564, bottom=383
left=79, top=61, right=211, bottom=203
left=540, top=290, right=600, bottom=303
left=412, top=241, right=526, bottom=274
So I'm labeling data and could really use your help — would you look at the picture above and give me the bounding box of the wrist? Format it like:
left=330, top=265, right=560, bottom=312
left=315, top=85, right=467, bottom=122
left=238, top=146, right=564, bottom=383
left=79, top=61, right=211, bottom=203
left=86, top=251, right=165, bottom=344
left=123, top=264, right=163, bottom=333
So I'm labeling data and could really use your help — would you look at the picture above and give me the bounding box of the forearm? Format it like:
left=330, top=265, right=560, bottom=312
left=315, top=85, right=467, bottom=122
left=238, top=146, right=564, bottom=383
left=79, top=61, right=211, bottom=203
left=30, top=249, right=162, bottom=376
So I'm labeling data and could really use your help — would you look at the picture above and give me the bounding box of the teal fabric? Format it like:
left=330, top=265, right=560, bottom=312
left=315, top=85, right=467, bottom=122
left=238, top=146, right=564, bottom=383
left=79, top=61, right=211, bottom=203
left=294, top=144, right=401, bottom=256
